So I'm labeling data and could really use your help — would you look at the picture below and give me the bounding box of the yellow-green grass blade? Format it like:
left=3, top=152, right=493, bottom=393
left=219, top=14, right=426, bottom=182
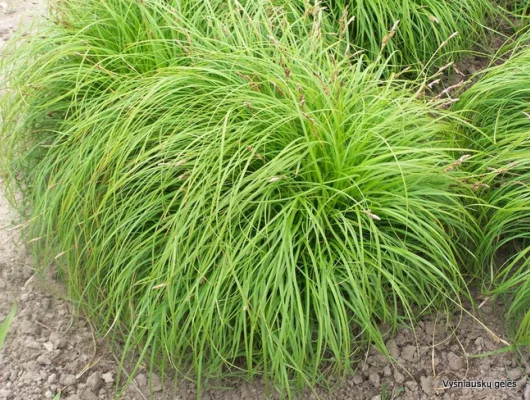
left=0, top=302, right=17, bottom=350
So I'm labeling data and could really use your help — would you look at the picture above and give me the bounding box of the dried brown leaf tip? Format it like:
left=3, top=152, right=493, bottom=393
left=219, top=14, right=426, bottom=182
left=428, top=79, right=441, bottom=89
left=438, top=32, right=458, bottom=51
left=184, top=30, right=192, bottom=46
left=392, top=66, right=411, bottom=79
left=236, top=71, right=260, bottom=91
left=487, top=161, right=520, bottom=176
left=268, top=35, right=280, bottom=46
left=339, top=7, right=355, bottom=35
left=159, top=159, right=187, bottom=167
left=298, top=85, right=306, bottom=109
left=271, top=81, right=285, bottom=96
left=471, top=181, right=490, bottom=191
left=268, top=175, right=286, bottom=183
left=152, top=283, right=167, bottom=290
left=434, top=80, right=465, bottom=100
left=444, top=154, right=471, bottom=172
left=382, top=20, right=400, bottom=50
left=302, top=112, right=323, bottom=143
left=303, top=112, right=316, bottom=125
left=364, top=209, right=381, bottom=221
left=434, top=62, right=454, bottom=78
left=313, top=72, right=330, bottom=95
left=280, top=58, right=291, bottom=81
left=440, top=97, right=460, bottom=108
left=310, top=0, right=324, bottom=41
left=429, top=15, right=440, bottom=24
left=177, top=172, right=190, bottom=181
left=246, top=145, right=264, bottom=160
left=453, top=65, right=465, bottom=76
left=303, top=0, right=313, bottom=14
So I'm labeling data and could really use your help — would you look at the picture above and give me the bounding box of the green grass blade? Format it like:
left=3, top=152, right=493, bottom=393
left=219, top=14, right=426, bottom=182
left=0, top=302, right=17, bottom=350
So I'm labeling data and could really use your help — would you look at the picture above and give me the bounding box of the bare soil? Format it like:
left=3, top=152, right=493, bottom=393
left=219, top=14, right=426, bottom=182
left=1, top=1, right=529, bottom=399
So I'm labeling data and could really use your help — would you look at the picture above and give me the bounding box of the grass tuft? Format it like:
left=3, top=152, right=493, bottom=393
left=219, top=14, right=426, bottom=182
left=1, top=0, right=478, bottom=395
left=308, top=0, right=499, bottom=71
left=453, top=45, right=530, bottom=346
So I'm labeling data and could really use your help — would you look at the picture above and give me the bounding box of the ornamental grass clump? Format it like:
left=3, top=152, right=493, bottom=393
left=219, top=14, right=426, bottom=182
left=506, top=1, right=529, bottom=19
left=2, top=0, right=476, bottom=394
left=308, top=0, right=498, bottom=71
left=453, top=46, right=530, bottom=346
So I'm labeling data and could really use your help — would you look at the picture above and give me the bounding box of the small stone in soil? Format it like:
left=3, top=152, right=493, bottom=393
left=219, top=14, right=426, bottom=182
left=386, top=339, right=400, bottom=359
left=447, top=351, right=464, bottom=371
left=150, top=373, right=162, bottom=392
left=368, top=372, right=380, bottom=388
left=61, top=374, right=76, bottom=386
left=394, top=369, right=405, bottom=384
left=36, top=354, right=52, bottom=365
left=370, top=352, right=388, bottom=367
left=485, top=339, right=498, bottom=351
left=135, top=373, right=147, bottom=387
left=18, top=320, right=40, bottom=335
left=420, top=376, right=435, bottom=395
left=49, top=332, right=67, bottom=349
left=352, top=373, right=363, bottom=384
left=41, top=298, right=51, bottom=309
left=78, top=389, right=98, bottom=400
left=401, top=345, right=416, bottom=362
left=405, top=380, right=418, bottom=392
left=86, top=371, right=103, bottom=392
left=0, top=389, right=12, bottom=399
left=43, top=342, right=54, bottom=352
left=508, top=367, right=522, bottom=381
left=101, top=372, right=114, bottom=384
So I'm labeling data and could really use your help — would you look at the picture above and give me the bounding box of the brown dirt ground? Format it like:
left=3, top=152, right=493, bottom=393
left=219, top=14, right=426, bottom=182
left=1, top=1, right=529, bottom=399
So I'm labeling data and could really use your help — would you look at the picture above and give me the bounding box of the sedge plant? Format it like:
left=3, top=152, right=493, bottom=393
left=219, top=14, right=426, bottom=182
left=52, top=0, right=500, bottom=74
left=1, top=0, right=477, bottom=396
left=300, top=0, right=499, bottom=72
left=453, top=45, right=530, bottom=347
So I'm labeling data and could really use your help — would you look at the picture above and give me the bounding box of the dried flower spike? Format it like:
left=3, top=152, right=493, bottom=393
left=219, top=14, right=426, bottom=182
left=268, top=175, right=286, bottom=183
left=364, top=209, right=381, bottom=221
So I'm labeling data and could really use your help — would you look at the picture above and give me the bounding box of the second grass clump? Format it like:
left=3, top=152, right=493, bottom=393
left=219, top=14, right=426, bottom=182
left=453, top=44, right=530, bottom=347
left=314, top=0, right=497, bottom=70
